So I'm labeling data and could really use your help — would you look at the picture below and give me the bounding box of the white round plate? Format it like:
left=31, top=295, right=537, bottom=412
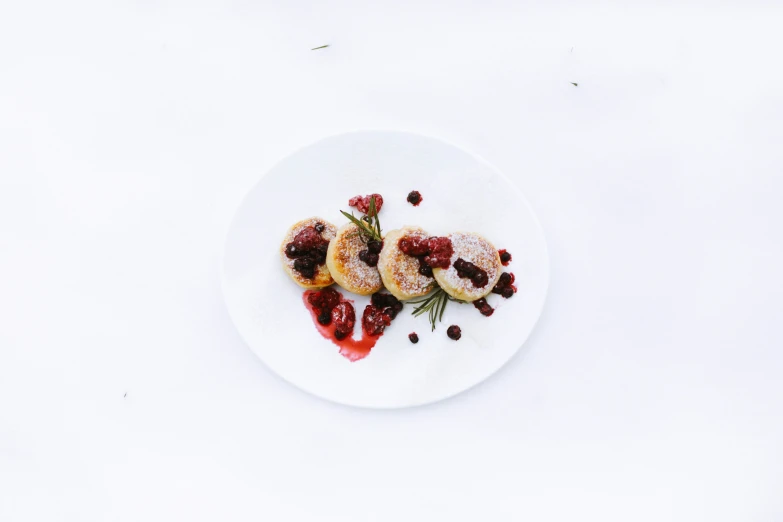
left=221, top=131, right=549, bottom=408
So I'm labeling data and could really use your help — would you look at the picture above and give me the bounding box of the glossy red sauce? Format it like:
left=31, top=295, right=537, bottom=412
left=303, top=291, right=380, bottom=362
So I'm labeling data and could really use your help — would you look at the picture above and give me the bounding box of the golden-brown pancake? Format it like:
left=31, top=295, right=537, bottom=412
left=326, top=223, right=383, bottom=295
left=280, top=217, right=336, bottom=289
left=377, top=226, right=435, bottom=300
left=433, top=232, right=502, bottom=302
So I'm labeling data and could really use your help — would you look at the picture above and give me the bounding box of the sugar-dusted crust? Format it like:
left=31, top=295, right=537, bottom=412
left=326, top=223, right=383, bottom=296
left=378, top=226, right=435, bottom=300
left=433, top=232, right=502, bottom=302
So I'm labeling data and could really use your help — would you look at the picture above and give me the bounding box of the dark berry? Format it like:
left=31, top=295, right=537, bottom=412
left=417, top=258, right=434, bottom=277
left=362, top=215, right=373, bottom=224
left=370, top=292, right=396, bottom=309
left=446, top=325, right=462, bottom=340
left=473, top=298, right=494, bottom=317
left=408, top=332, right=419, bottom=344
left=284, top=243, right=300, bottom=258
left=406, top=190, right=422, bottom=206
left=334, top=329, right=348, bottom=340
left=492, top=271, right=516, bottom=299
left=358, top=250, right=379, bottom=267
left=453, top=258, right=475, bottom=277
left=472, top=271, right=489, bottom=288
left=499, top=249, right=512, bottom=265
left=389, top=301, right=403, bottom=318
left=294, top=256, right=316, bottom=278
left=314, top=222, right=325, bottom=233
left=294, top=257, right=314, bottom=271
left=317, top=311, right=332, bottom=325
left=371, top=293, right=403, bottom=318
left=454, top=257, right=489, bottom=288
left=367, top=240, right=383, bottom=254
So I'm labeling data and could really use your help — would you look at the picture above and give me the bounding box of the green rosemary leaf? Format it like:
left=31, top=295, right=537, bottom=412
left=439, top=291, right=448, bottom=322
left=409, top=286, right=460, bottom=331
left=311, top=45, right=329, bottom=50
left=340, top=210, right=381, bottom=241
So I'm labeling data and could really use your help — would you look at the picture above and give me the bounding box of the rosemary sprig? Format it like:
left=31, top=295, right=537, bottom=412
left=339, top=195, right=383, bottom=242
left=408, top=285, right=465, bottom=331
left=368, top=196, right=382, bottom=238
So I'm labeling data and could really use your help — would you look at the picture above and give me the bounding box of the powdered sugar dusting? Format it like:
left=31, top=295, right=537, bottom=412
left=334, top=224, right=383, bottom=291
left=379, top=227, right=434, bottom=297
left=436, top=232, right=501, bottom=300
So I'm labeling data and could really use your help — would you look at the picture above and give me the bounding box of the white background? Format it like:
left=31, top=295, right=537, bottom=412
left=1, top=1, right=782, bottom=521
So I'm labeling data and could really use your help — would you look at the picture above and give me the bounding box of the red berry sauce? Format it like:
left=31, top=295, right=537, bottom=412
left=491, top=272, right=517, bottom=299
left=303, top=288, right=403, bottom=362
left=348, top=193, right=384, bottom=216
left=406, top=190, right=423, bottom=206
left=498, top=249, right=512, bottom=266
left=285, top=225, right=330, bottom=279
left=398, top=235, right=453, bottom=274
left=398, top=236, right=430, bottom=256
left=303, top=288, right=372, bottom=361
left=424, top=237, right=453, bottom=269
left=472, top=298, right=494, bottom=317
left=362, top=292, right=404, bottom=336
left=453, top=258, right=489, bottom=288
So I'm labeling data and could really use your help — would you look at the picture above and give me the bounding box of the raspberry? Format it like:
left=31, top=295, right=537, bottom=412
left=362, top=305, right=392, bottom=336
left=348, top=193, right=384, bottom=216
left=398, top=236, right=430, bottom=256
left=423, top=237, right=453, bottom=269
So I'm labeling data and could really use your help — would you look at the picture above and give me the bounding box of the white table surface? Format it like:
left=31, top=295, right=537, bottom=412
left=1, top=2, right=782, bottom=521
